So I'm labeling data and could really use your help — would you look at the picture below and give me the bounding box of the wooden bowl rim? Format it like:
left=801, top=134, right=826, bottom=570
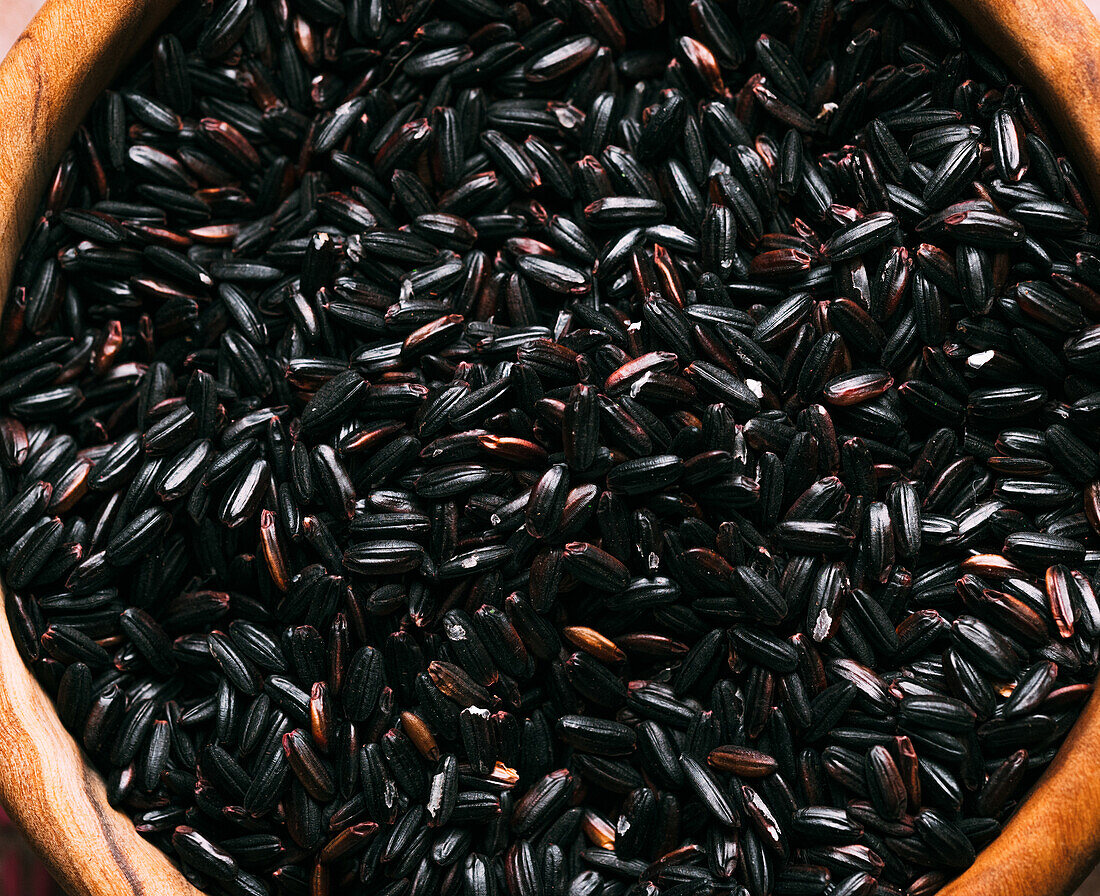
left=0, top=1, right=198, bottom=894
left=0, top=1, right=1100, bottom=896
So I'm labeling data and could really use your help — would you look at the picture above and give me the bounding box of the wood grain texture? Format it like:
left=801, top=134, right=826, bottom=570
left=946, top=0, right=1100, bottom=206
left=0, top=0, right=179, bottom=297
left=0, top=1, right=200, bottom=894
left=935, top=2, right=1100, bottom=895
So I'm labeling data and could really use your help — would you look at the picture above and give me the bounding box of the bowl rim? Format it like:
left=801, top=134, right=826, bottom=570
left=1, top=1, right=1100, bottom=896
left=935, top=1, right=1100, bottom=894
left=0, top=1, right=199, bottom=894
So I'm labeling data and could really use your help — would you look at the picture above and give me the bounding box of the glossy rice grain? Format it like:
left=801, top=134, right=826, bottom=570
left=4, top=0, right=1100, bottom=895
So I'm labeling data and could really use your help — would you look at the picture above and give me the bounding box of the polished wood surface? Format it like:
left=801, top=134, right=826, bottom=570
left=0, top=2, right=198, bottom=894
left=0, top=0, right=1099, bottom=895
left=935, top=0, right=1100, bottom=893
left=946, top=0, right=1100, bottom=212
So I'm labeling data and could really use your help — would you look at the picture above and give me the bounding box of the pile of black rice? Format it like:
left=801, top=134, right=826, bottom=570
left=5, top=0, right=1100, bottom=893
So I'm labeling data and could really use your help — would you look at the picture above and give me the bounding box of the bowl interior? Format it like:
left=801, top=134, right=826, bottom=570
left=2, top=2, right=1100, bottom=896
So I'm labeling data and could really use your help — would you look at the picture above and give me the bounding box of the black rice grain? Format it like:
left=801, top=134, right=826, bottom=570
left=5, top=0, right=1100, bottom=895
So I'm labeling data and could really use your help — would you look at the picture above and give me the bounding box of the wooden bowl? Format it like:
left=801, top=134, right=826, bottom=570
left=1, top=0, right=1100, bottom=894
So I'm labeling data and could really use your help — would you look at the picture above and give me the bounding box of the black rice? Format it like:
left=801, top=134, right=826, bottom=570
left=4, top=0, right=1100, bottom=895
